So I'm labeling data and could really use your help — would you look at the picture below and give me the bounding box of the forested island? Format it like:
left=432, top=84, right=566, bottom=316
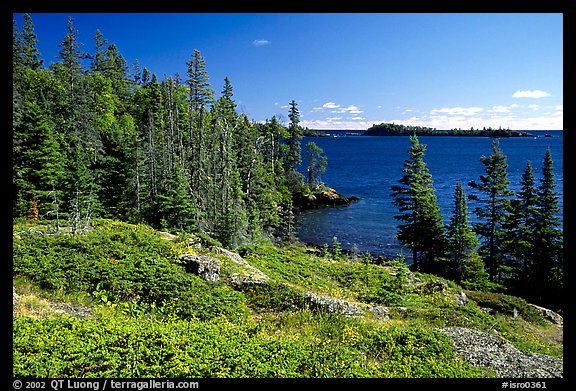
left=12, top=14, right=563, bottom=380
left=365, top=122, right=535, bottom=137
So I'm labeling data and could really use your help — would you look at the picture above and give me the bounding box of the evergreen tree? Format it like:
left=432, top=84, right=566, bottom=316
left=52, top=16, right=101, bottom=213
left=259, top=116, right=284, bottom=177
left=90, top=29, right=108, bottom=73
left=284, top=100, right=303, bottom=173
left=218, top=76, right=237, bottom=126
left=305, top=141, right=328, bottom=189
left=103, top=43, right=131, bottom=103
left=186, top=49, right=214, bottom=111
left=209, top=82, right=246, bottom=247
left=21, top=13, right=44, bottom=70
left=530, top=147, right=563, bottom=308
left=186, top=49, right=215, bottom=231
left=391, top=135, right=447, bottom=271
left=502, top=160, right=538, bottom=293
left=445, top=181, right=480, bottom=280
left=282, top=100, right=306, bottom=195
left=13, top=101, right=66, bottom=218
left=13, top=18, right=24, bottom=71
left=468, top=139, right=513, bottom=283
left=157, top=156, right=195, bottom=231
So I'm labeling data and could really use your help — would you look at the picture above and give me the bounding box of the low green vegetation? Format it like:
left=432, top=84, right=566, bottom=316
left=13, top=219, right=562, bottom=378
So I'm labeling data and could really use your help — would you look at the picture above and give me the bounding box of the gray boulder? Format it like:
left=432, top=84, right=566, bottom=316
left=302, top=292, right=390, bottom=320
left=529, top=304, right=563, bottom=326
left=303, top=291, right=364, bottom=317
left=210, top=246, right=270, bottom=286
left=180, top=254, right=220, bottom=282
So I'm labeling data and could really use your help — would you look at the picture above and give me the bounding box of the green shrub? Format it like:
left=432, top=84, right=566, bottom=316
left=239, top=282, right=306, bottom=312
left=13, top=219, right=247, bottom=321
left=13, top=311, right=486, bottom=378
left=466, top=291, right=547, bottom=325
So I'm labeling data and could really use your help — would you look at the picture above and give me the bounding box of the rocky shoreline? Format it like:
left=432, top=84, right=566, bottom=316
left=293, top=187, right=359, bottom=211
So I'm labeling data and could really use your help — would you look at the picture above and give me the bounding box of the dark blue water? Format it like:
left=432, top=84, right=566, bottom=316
left=297, top=131, right=563, bottom=259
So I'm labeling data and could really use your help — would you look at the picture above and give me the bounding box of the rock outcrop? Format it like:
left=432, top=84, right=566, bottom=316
left=529, top=304, right=563, bottom=326
left=438, top=327, right=563, bottom=378
left=293, top=188, right=359, bottom=210
left=302, top=291, right=391, bottom=321
left=210, top=245, right=270, bottom=286
left=180, top=254, right=220, bottom=282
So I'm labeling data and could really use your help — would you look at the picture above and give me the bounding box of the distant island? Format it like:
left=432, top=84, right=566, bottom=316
left=364, top=123, right=535, bottom=137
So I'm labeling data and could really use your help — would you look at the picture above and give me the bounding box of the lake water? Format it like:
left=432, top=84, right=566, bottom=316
left=296, top=130, right=563, bottom=259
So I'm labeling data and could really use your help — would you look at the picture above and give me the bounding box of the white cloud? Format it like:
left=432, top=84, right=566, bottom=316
left=302, top=100, right=562, bottom=130
left=311, top=102, right=363, bottom=114
left=430, top=107, right=484, bottom=116
left=512, top=89, right=551, bottom=98
left=300, top=118, right=374, bottom=130
left=252, top=39, right=271, bottom=47
left=490, top=105, right=511, bottom=113
left=312, top=102, right=340, bottom=112
left=334, top=105, right=363, bottom=114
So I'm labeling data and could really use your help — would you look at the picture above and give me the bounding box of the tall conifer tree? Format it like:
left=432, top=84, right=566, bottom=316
left=391, top=135, right=447, bottom=271
left=502, top=160, right=538, bottom=292
left=284, top=100, right=303, bottom=172
left=21, top=14, right=43, bottom=70
left=531, top=147, right=563, bottom=307
left=468, top=139, right=513, bottom=282
left=446, top=181, right=480, bottom=280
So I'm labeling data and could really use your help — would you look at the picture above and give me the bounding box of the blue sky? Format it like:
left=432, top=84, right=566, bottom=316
left=13, top=12, right=563, bottom=130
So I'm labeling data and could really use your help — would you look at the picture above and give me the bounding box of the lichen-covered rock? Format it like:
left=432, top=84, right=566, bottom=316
left=365, top=304, right=391, bottom=321
left=229, top=273, right=269, bottom=287
left=180, top=254, right=220, bottom=282
left=529, top=304, right=563, bottom=326
left=303, top=292, right=365, bottom=317
left=210, top=246, right=270, bottom=285
left=301, top=292, right=389, bottom=321
left=438, top=327, right=563, bottom=378
left=13, top=287, right=20, bottom=302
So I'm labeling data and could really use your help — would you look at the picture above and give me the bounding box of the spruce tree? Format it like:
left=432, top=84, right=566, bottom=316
left=13, top=101, right=66, bottom=218
left=445, top=181, right=480, bottom=280
left=391, top=135, right=447, bottom=271
left=259, top=116, right=284, bottom=177
left=53, top=16, right=101, bottom=216
left=284, top=100, right=303, bottom=173
left=530, top=147, right=563, bottom=308
left=157, top=156, right=195, bottom=231
left=186, top=49, right=214, bottom=111
left=305, top=141, right=328, bottom=189
left=468, top=139, right=513, bottom=283
left=13, top=18, right=24, bottom=71
left=91, top=29, right=108, bottom=73
left=21, top=14, right=43, bottom=70
left=186, top=49, right=214, bottom=231
left=210, top=81, right=247, bottom=247
left=502, top=160, right=538, bottom=293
